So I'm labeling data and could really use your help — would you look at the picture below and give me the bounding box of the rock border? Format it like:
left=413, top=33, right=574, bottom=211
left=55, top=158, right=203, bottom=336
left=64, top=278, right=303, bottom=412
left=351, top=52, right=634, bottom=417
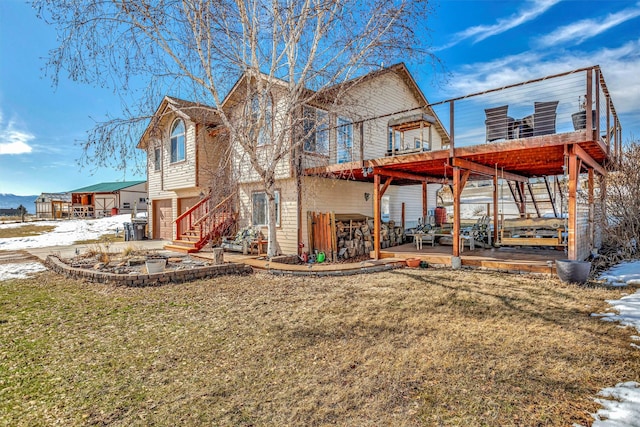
left=45, top=255, right=252, bottom=287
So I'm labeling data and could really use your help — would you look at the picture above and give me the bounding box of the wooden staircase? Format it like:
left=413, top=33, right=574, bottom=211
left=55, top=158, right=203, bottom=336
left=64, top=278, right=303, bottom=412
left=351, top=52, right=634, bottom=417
left=164, top=193, right=236, bottom=254
left=506, top=177, right=561, bottom=218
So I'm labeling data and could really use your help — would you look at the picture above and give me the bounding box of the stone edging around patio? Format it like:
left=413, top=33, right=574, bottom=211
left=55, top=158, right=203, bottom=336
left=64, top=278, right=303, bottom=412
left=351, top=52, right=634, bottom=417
left=44, top=255, right=253, bottom=287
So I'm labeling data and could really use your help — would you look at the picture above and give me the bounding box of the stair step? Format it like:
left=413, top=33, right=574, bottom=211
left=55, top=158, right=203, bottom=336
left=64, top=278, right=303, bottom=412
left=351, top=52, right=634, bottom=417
left=180, top=234, right=201, bottom=241
left=171, top=239, right=198, bottom=247
left=163, top=244, right=199, bottom=254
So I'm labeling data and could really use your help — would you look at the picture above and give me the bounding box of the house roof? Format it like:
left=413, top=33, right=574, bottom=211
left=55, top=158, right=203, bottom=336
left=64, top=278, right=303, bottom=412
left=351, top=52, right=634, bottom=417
left=35, top=193, right=71, bottom=202
left=70, top=181, right=146, bottom=193
left=137, top=96, right=219, bottom=149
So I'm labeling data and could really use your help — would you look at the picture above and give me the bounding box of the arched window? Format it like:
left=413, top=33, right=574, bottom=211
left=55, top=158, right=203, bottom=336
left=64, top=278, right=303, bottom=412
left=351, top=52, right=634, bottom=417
left=170, top=119, right=185, bottom=163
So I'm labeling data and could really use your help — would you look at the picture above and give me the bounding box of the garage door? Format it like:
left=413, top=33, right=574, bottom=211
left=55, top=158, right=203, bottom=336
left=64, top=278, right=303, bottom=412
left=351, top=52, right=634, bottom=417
left=153, top=199, right=173, bottom=240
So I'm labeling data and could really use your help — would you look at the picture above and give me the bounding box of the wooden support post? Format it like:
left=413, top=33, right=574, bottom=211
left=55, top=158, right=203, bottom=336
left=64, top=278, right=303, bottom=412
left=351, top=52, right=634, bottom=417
left=588, top=169, right=595, bottom=252
left=422, top=181, right=428, bottom=223
left=374, top=174, right=381, bottom=260
left=401, top=202, right=405, bottom=232
left=493, top=175, right=499, bottom=244
left=568, top=148, right=579, bottom=260
left=452, top=166, right=461, bottom=257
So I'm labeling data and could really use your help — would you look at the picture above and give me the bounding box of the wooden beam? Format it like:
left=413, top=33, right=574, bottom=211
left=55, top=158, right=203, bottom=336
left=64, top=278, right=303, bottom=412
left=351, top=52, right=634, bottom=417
left=571, top=144, right=606, bottom=176
left=380, top=177, right=393, bottom=197
left=374, top=168, right=447, bottom=184
left=456, top=170, right=471, bottom=199
left=374, top=174, right=381, bottom=260
left=452, top=167, right=461, bottom=257
left=543, top=176, right=558, bottom=218
left=451, top=158, right=528, bottom=182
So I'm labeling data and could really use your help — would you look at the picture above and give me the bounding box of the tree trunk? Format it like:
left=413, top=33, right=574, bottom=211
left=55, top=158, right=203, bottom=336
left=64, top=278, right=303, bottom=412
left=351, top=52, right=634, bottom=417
left=265, top=181, right=279, bottom=258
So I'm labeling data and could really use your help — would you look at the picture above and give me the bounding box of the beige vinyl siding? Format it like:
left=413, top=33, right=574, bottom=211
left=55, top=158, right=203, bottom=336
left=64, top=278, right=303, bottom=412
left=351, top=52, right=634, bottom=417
left=145, top=116, right=208, bottom=240
left=339, top=72, right=444, bottom=160
left=163, top=120, right=197, bottom=191
left=237, top=178, right=298, bottom=255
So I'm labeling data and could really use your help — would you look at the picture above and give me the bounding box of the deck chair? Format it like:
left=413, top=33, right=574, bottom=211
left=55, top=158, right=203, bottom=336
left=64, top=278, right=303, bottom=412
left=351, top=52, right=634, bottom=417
left=532, top=101, right=559, bottom=137
left=485, top=105, right=514, bottom=142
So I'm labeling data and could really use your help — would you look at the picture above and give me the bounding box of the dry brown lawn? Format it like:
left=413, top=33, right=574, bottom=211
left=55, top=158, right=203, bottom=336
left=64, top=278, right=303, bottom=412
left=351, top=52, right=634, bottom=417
left=0, top=224, right=56, bottom=239
left=1, top=268, right=639, bottom=426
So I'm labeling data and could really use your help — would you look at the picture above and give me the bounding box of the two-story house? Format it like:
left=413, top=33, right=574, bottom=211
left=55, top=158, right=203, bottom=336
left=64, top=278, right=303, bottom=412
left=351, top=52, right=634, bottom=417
left=137, top=63, right=449, bottom=255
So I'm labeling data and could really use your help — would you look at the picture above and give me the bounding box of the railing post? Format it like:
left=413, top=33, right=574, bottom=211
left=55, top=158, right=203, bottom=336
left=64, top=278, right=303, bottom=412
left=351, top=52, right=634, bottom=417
left=594, top=67, right=600, bottom=142
left=449, top=100, right=455, bottom=157
left=586, top=69, right=593, bottom=137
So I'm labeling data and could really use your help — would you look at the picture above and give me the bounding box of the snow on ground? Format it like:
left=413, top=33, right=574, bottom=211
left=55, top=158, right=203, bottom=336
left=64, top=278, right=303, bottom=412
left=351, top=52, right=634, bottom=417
left=599, top=261, right=640, bottom=287
left=0, top=214, right=132, bottom=251
left=588, top=261, right=640, bottom=427
left=0, top=262, right=47, bottom=280
left=0, top=214, right=134, bottom=281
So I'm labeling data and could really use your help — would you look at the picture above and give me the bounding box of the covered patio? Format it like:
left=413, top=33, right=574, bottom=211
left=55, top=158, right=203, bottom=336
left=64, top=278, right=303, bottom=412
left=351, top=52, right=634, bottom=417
left=305, top=65, right=622, bottom=264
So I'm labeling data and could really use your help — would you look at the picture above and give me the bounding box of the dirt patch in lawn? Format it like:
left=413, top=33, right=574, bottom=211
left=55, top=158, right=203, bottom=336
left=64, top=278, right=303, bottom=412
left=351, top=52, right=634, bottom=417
left=1, top=268, right=638, bottom=426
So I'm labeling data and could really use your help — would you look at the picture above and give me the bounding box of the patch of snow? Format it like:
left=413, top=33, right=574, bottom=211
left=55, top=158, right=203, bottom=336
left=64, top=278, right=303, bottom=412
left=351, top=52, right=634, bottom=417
left=591, top=382, right=640, bottom=427
left=0, top=262, right=47, bottom=280
left=599, top=261, right=640, bottom=286
left=0, top=214, right=134, bottom=251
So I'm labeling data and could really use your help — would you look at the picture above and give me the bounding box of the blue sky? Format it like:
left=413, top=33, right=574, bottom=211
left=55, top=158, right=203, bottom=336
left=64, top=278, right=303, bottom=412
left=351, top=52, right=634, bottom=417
left=1, top=0, right=639, bottom=196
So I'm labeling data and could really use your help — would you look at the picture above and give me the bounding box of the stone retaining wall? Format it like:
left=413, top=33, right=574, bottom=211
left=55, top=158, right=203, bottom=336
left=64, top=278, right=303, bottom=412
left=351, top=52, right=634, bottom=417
left=45, top=255, right=252, bottom=287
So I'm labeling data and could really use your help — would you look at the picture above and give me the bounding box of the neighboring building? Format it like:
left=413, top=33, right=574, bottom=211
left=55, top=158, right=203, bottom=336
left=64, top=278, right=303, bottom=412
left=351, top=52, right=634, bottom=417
left=70, top=181, right=148, bottom=218
left=34, top=192, right=72, bottom=219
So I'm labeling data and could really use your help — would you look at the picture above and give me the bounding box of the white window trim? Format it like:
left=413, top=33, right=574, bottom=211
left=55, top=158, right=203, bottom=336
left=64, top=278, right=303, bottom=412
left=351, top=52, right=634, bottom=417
left=252, top=190, right=280, bottom=227
left=170, top=119, right=186, bottom=163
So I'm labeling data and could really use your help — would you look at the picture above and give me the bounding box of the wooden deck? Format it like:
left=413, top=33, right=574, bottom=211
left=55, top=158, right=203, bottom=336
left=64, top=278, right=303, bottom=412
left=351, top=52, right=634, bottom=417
left=379, top=243, right=567, bottom=274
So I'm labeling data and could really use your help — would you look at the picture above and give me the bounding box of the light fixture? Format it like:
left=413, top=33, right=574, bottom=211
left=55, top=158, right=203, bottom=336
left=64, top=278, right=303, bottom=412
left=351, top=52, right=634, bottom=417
left=364, top=192, right=370, bottom=201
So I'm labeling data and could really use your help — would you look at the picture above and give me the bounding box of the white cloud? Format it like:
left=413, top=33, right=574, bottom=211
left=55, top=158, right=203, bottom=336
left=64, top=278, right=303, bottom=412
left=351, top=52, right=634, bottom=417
left=442, top=38, right=640, bottom=115
left=537, top=3, right=640, bottom=48
left=0, top=111, right=35, bottom=155
left=435, top=0, right=562, bottom=51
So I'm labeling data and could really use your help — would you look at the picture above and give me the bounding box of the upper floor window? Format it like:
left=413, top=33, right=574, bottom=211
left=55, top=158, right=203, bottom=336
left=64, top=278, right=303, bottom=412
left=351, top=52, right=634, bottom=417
left=388, top=128, right=401, bottom=152
left=303, top=106, right=329, bottom=155
left=170, top=119, right=185, bottom=163
left=248, top=95, right=272, bottom=147
left=153, top=148, right=161, bottom=171
left=337, top=116, right=353, bottom=164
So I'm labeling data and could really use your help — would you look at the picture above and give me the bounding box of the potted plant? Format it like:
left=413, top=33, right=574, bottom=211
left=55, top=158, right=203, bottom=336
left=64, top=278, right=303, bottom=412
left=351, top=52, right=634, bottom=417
left=405, top=257, right=421, bottom=268
left=145, top=256, right=166, bottom=274
left=555, top=259, right=591, bottom=284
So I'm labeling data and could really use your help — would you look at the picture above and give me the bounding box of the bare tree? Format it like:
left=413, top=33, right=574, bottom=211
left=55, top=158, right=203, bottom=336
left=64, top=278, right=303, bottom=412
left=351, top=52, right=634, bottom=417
left=35, top=0, right=437, bottom=257
left=593, top=139, right=640, bottom=269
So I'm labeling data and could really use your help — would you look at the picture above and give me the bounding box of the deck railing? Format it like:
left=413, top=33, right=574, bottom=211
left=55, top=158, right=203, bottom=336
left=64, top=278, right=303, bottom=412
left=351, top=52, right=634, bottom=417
left=303, top=65, right=622, bottom=169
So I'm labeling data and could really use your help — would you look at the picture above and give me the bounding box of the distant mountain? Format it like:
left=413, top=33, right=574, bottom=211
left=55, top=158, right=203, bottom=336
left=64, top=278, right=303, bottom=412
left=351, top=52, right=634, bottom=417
left=0, top=194, right=38, bottom=213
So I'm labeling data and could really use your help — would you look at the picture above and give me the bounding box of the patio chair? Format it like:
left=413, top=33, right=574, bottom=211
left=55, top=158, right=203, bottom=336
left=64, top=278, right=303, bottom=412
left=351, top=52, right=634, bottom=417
left=532, top=101, right=559, bottom=137
left=484, top=105, right=514, bottom=142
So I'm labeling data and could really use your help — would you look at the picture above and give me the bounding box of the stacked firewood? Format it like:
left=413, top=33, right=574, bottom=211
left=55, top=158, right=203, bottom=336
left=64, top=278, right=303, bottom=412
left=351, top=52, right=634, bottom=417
left=336, top=219, right=405, bottom=259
